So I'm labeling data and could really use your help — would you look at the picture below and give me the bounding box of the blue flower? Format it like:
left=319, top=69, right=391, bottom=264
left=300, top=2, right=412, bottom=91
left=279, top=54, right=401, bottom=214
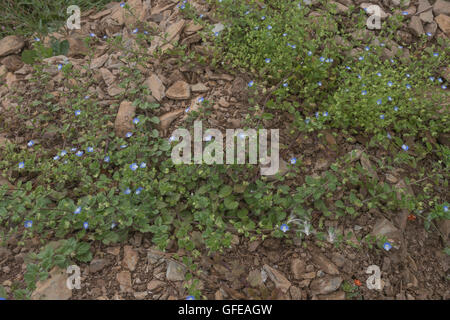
left=90, top=33, right=96, bottom=37
left=135, top=187, right=143, bottom=195
left=267, top=25, right=272, bottom=30
left=103, top=35, right=108, bottom=39
left=254, top=26, right=259, bottom=30
left=27, top=140, right=35, bottom=147
left=74, top=206, right=82, bottom=214
left=283, top=33, right=287, bottom=37
left=53, top=155, right=60, bottom=161
left=265, top=58, right=271, bottom=63
left=57, top=64, right=63, bottom=70
left=365, top=46, right=370, bottom=51
left=317, top=81, right=322, bottom=86
left=60, top=150, right=67, bottom=156
left=290, top=157, right=297, bottom=164
left=387, top=133, right=392, bottom=139
left=380, top=114, right=385, bottom=120
left=323, top=111, right=328, bottom=117
left=307, top=51, right=312, bottom=56
left=305, top=118, right=310, bottom=124
left=406, top=84, right=411, bottom=89
left=429, top=76, right=435, bottom=82
left=358, top=56, right=364, bottom=61
left=383, top=242, right=392, bottom=251
left=406, top=73, right=410, bottom=78
left=133, top=117, right=140, bottom=124
left=214, top=32, right=219, bottom=37
left=130, top=163, right=138, bottom=171
left=401, top=144, right=409, bottom=151
left=387, top=96, right=392, bottom=101
left=132, top=28, right=138, bottom=34
left=398, top=45, right=403, bottom=49
left=185, top=107, right=190, bottom=113
left=244, top=11, right=250, bottom=15
left=104, top=156, right=110, bottom=162
left=283, top=82, right=288, bottom=87
left=75, top=110, right=81, bottom=116
left=433, top=53, right=439, bottom=57
left=186, top=296, right=195, bottom=300
left=443, top=206, right=448, bottom=212
left=198, top=97, right=204, bottom=103
left=280, top=224, right=289, bottom=233
left=377, top=72, right=382, bottom=77
left=361, top=90, right=367, bottom=95
left=86, top=147, right=94, bottom=153
left=402, top=11, right=408, bottom=15
left=387, top=81, right=393, bottom=87
left=124, top=188, right=131, bottom=195
left=315, top=112, right=319, bottom=118
left=377, top=99, right=382, bottom=105
left=357, top=74, right=362, bottom=79
left=438, top=77, right=443, bottom=83
left=380, top=42, right=385, bottom=47
left=125, top=132, right=133, bottom=138
left=426, top=32, right=432, bottom=37
left=120, top=2, right=125, bottom=7
left=76, top=151, right=84, bottom=157
left=83, top=222, right=89, bottom=229
left=346, top=66, right=351, bottom=70
left=120, top=144, right=127, bottom=149
left=261, top=16, right=266, bottom=20
left=394, top=106, right=399, bottom=111
left=140, top=162, right=146, bottom=168
left=111, top=222, right=117, bottom=229
left=71, top=148, right=77, bottom=152
left=169, top=136, right=176, bottom=142
left=18, top=161, right=25, bottom=169
left=442, top=85, right=447, bottom=90
left=248, top=81, right=254, bottom=87
left=34, top=37, right=40, bottom=42
left=320, top=56, right=325, bottom=62
left=205, top=135, right=212, bottom=141
left=143, top=31, right=148, bottom=35
left=24, top=220, right=33, bottom=228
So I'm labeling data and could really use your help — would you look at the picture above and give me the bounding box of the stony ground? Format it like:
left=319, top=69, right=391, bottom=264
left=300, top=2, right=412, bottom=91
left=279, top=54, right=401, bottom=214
left=0, top=0, right=449, bottom=300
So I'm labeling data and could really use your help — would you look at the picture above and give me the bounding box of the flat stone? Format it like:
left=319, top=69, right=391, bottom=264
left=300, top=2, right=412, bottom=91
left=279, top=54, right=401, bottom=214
left=166, top=261, right=186, bottom=281
left=191, top=83, right=209, bottom=93
left=89, top=258, right=111, bottom=273
left=435, top=14, right=450, bottom=35
left=1, top=55, right=23, bottom=71
left=433, top=0, right=450, bottom=16
left=114, top=100, right=136, bottom=138
left=247, top=270, right=264, bottom=287
left=165, top=20, right=186, bottom=42
left=147, top=279, right=165, bottom=291
left=166, top=80, right=190, bottom=100
left=31, top=267, right=72, bottom=300
left=116, top=271, right=132, bottom=292
left=291, top=259, right=306, bottom=280
left=310, top=276, right=343, bottom=295
left=317, top=291, right=346, bottom=300
left=159, top=109, right=184, bottom=131
left=263, top=264, right=291, bottom=293
left=0, top=36, right=25, bottom=57
left=312, top=253, right=340, bottom=275
left=418, top=0, right=434, bottom=23
left=90, top=54, right=109, bottom=69
left=409, top=16, right=425, bottom=36
left=100, top=68, right=115, bottom=86
left=123, top=246, right=139, bottom=271
left=145, top=74, right=165, bottom=101
left=67, top=37, right=88, bottom=57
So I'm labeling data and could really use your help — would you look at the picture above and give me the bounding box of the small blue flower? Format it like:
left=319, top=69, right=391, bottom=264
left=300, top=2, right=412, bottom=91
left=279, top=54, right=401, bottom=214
left=387, top=133, right=392, bottom=139
left=83, top=222, right=89, bottom=229
left=283, top=82, right=288, bottom=87
left=18, top=161, right=25, bottom=169
left=124, top=188, right=131, bottom=195
left=135, top=187, right=143, bottom=195
left=290, top=157, right=297, bottom=164
left=406, top=84, right=411, bottom=89
left=75, top=110, right=81, bottom=116
left=442, top=85, right=447, bottom=90
left=120, top=144, right=127, bottom=149
left=398, top=45, right=403, bottom=49
left=125, top=132, right=133, bottom=138
left=104, top=156, right=110, bottom=162
left=307, top=51, right=312, bottom=56
left=90, top=33, right=96, bottom=37
left=305, top=118, right=310, bottom=124
left=205, top=135, right=212, bottom=141
left=320, top=56, right=325, bottom=62
left=380, top=114, right=385, bottom=120
left=132, top=28, right=138, bottom=34
left=402, top=144, right=409, bottom=151
left=377, top=72, right=382, bottom=77
left=406, top=73, right=410, bottom=78
left=387, top=96, right=392, bottom=101
left=346, top=66, right=351, bottom=70
left=120, top=2, right=125, bottom=7
left=387, top=81, right=393, bottom=87
left=57, top=64, right=63, bottom=70
left=429, top=76, right=435, bottom=82
left=130, top=163, right=138, bottom=171
left=186, top=296, right=195, bottom=300
left=24, top=220, right=33, bottom=228
left=433, top=53, right=439, bottom=57
left=358, top=56, right=364, bottom=61
left=111, top=222, right=117, bottom=229
left=140, top=162, right=146, bottom=168
left=261, top=16, right=266, bottom=20
left=267, top=25, right=272, bottom=30
left=53, top=155, right=60, bottom=161
left=377, top=99, right=382, bottom=105
left=143, top=31, right=148, bottom=35
left=426, top=32, right=432, bottom=37
left=103, top=35, right=108, bottom=39
left=394, top=106, right=399, bottom=111
left=265, top=58, right=271, bottom=63
left=76, top=151, right=84, bottom=157
left=317, top=81, right=322, bottom=86
left=280, top=224, right=289, bottom=233
left=133, top=117, right=140, bottom=124
left=34, top=37, right=40, bottom=42
left=254, top=26, right=259, bottom=30
left=282, top=33, right=287, bottom=37
left=248, top=81, right=254, bottom=87
left=244, top=11, right=250, bottom=15
left=185, top=107, right=190, bottom=113
left=365, top=46, right=370, bottom=51
left=86, top=147, right=94, bottom=153
left=323, top=111, right=328, bottom=117
left=438, top=77, right=443, bottom=83
left=169, top=136, right=176, bottom=142
left=198, top=97, right=204, bottom=103
left=214, top=32, right=219, bottom=37
left=315, top=112, right=320, bottom=118
left=383, top=242, right=392, bottom=251
left=71, top=148, right=77, bottom=152
left=74, top=207, right=82, bottom=214
left=443, top=206, right=448, bottom=212
left=362, top=90, right=367, bottom=95
left=380, top=42, right=385, bottom=47
left=402, top=11, right=409, bottom=15
left=27, top=140, right=35, bottom=147
left=358, top=74, right=362, bottom=79
left=60, top=150, right=67, bottom=157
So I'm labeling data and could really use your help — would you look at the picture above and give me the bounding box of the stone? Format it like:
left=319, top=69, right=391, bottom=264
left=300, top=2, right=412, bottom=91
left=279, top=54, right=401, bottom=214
left=247, top=270, right=264, bottom=287
left=312, top=253, right=340, bottom=275
left=100, top=68, right=115, bottom=86
left=166, top=80, right=190, bottom=100
left=262, top=264, right=291, bottom=293
left=67, top=37, right=88, bottom=57
left=90, top=54, right=109, bottom=69
left=106, top=247, right=121, bottom=256
left=123, top=246, right=139, bottom=271
left=165, top=20, right=186, bottom=42
left=435, top=14, right=450, bottom=35
left=159, top=109, right=184, bottom=131
left=371, top=218, right=403, bottom=248
left=166, top=261, right=186, bottom=281
left=317, top=291, right=346, bottom=300
left=330, top=1, right=349, bottom=14
left=0, top=36, right=25, bottom=57
left=1, top=55, right=23, bottom=71
left=389, top=0, right=410, bottom=8
left=291, top=259, right=306, bottom=280
left=409, top=16, right=425, bottom=36
left=89, top=258, right=111, bottom=273
left=289, top=286, right=303, bottom=300
left=191, top=83, right=209, bottom=93
left=134, top=291, right=148, bottom=299
left=0, top=65, right=7, bottom=78
left=360, top=154, right=379, bottom=180
left=145, top=74, right=165, bottom=102
left=147, top=279, right=165, bottom=291
left=310, top=276, right=343, bottom=295
left=442, top=66, right=450, bottom=82
left=433, top=0, right=450, bottom=16
left=114, top=100, right=136, bottom=138
left=424, top=21, right=438, bottom=36
left=418, top=0, right=434, bottom=23
left=0, top=247, right=11, bottom=260
left=31, top=267, right=72, bottom=300
left=212, top=23, right=225, bottom=34
left=116, top=271, right=132, bottom=292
